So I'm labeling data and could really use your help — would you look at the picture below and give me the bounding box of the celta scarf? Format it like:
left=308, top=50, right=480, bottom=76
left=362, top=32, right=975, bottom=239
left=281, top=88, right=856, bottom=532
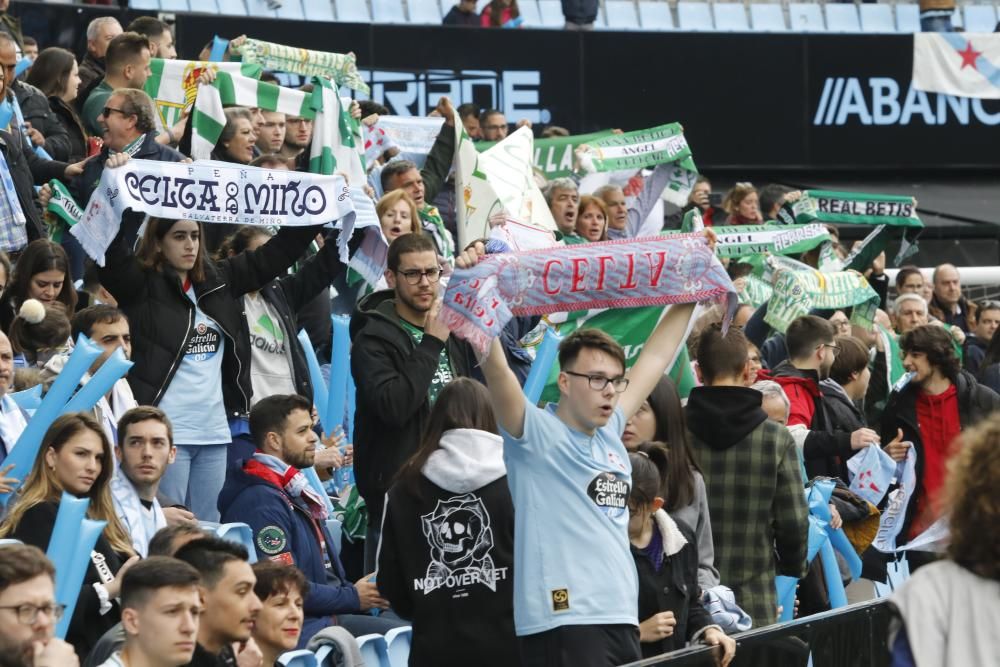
left=870, top=445, right=947, bottom=554
left=578, top=123, right=698, bottom=207
left=231, top=38, right=370, bottom=95
left=191, top=71, right=313, bottom=160
left=442, top=234, right=735, bottom=354
left=70, top=159, right=356, bottom=265
left=245, top=452, right=329, bottom=521
left=793, top=189, right=924, bottom=267
left=764, top=265, right=880, bottom=333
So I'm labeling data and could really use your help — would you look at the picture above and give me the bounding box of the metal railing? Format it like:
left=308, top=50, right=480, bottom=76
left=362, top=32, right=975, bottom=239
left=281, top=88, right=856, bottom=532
left=621, top=599, right=891, bottom=667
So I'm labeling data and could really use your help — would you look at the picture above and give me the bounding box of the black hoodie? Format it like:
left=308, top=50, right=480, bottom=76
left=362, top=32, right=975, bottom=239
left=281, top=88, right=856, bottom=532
left=685, top=385, right=768, bottom=450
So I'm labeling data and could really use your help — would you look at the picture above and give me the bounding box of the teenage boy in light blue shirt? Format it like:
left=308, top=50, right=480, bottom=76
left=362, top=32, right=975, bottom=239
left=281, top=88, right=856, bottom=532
left=454, top=242, right=702, bottom=666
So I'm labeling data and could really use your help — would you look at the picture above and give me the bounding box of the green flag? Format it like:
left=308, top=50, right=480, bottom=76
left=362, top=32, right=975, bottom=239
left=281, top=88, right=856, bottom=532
left=44, top=179, right=83, bottom=243
left=145, top=58, right=261, bottom=130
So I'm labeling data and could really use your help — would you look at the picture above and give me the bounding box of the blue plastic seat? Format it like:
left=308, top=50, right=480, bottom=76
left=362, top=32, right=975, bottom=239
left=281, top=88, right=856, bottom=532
left=160, top=0, right=190, bottom=10
left=788, top=3, right=826, bottom=32
left=277, top=650, right=318, bottom=667
left=276, top=0, right=306, bottom=19
left=677, top=1, right=713, bottom=30
left=638, top=0, right=673, bottom=29
left=246, top=0, right=278, bottom=17
left=537, top=0, right=564, bottom=27
left=895, top=3, right=920, bottom=32
left=859, top=4, right=894, bottom=32
left=713, top=2, right=749, bottom=31
left=215, top=523, right=258, bottom=564
left=385, top=627, right=412, bottom=667
left=130, top=0, right=160, bottom=9
left=356, top=635, right=390, bottom=667
left=302, top=0, right=335, bottom=21
left=964, top=4, right=997, bottom=32
left=750, top=3, right=787, bottom=31
left=604, top=0, right=640, bottom=29
left=371, top=0, right=406, bottom=22
left=336, top=0, right=371, bottom=21
left=825, top=3, right=860, bottom=32
left=408, top=0, right=442, bottom=23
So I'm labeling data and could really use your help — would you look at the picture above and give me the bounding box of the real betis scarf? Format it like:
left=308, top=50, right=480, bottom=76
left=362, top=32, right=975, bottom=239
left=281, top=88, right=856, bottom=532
left=442, top=234, right=735, bottom=355
left=44, top=179, right=84, bottom=242
left=537, top=306, right=698, bottom=404
left=477, top=129, right=616, bottom=180
left=307, top=77, right=365, bottom=184
left=765, top=265, right=880, bottom=333
left=793, top=190, right=924, bottom=267
left=578, top=123, right=698, bottom=207
left=670, top=223, right=831, bottom=259
left=144, top=58, right=261, bottom=130
left=231, top=38, right=370, bottom=95
left=191, top=70, right=313, bottom=160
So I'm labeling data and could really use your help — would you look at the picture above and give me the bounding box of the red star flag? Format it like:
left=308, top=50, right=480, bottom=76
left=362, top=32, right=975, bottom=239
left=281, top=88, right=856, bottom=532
left=913, top=33, right=1000, bottom=99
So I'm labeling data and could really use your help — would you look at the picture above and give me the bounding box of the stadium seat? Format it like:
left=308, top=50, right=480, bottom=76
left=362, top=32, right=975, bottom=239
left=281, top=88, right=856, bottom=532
left=371, top=0, right=406, bottom=22
left=408, top=0, right=442, bottom=23
left=217, top=0, right=249, bottom=16
left=385, top=627, right=412, bottom=667
left=356, top=635, right=390, bottom=667
left=276, top=0, right=306, bottom=19
left=519, top=0, right=542, bottom=27
left=160, top=0, right=190, bottom=11
left=246, top=0, right=279, bottom=17
left=824, top=3, right=860, bottom=32
left=750, top=4, right=787, bottom=31
left=677, top=1, right=713, bottom=30
left=604, top=0, right=640, bottom=30
left=963, top=4, right=997, bottom=32
left=277, top=650, right=318, bottom=667
left=951, top=7, right=963, bottom=29
left=537, top=0, right=564, bottom=27
left=638, top=0, right=674, bottom=30
left=788, top=3, right=825, bottom=32
left=336, top=0, right=371, bottom=21
left=895, top=3, right=920, bottom=32
left=713, top=3, right=749, bottom=31
left=215, top=523, right=258, bottom=564
left=302, top=0, right=335, bottom=21
left=859, top=4, right=894, bottom=33
left=130, top=0, right=160, bottom=9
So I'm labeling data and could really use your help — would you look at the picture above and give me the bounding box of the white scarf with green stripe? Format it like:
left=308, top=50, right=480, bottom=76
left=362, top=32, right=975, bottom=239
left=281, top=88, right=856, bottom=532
left=144, top=58, right=261, bottom=131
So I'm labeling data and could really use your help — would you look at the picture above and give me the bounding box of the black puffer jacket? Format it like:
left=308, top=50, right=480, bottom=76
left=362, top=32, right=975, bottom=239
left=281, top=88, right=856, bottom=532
left=818, top=379, right=866, bottom=483
left=13, top=81, right=72, bottom=162
left=99, top=221, right=323, bottom=416
left=350, top=290, right=476, bottom=523
left=880, top=369, right=1000, bottom=543
left=45, top=95, right=89, bottom=163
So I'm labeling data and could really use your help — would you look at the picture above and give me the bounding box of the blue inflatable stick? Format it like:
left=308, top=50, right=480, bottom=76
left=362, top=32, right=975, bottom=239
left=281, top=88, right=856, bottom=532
left=324, top=315, right=351, bottom=433
left=0, top=336, right=101, bottom=504
left=9, top=385, right=42, bottom=412
left=523, top=328, right=562, bottom=404
left=298, top=330, right=330, bottom=431
left=209, top=36, right=229, bottom=62
left=54, top=518, right=106, bottom=639
left=62, top=348, right=133, bottom=414
left=775, top=575, right=797, bottom=623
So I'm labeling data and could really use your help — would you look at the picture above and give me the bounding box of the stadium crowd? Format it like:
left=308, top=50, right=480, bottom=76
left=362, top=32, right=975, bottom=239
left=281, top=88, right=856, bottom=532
left=0, top=8, right=995, bottom=667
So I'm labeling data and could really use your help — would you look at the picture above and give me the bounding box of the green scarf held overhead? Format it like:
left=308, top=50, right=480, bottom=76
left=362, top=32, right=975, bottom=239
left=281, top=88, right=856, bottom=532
left=792, top=190, right=923, bottom=267
left=669, top=223, right=831, bottom=259
left=765, top=266, right=880, bottom=333
left=231, top=38, right=370, bottom=95
left=476, top=129, right=615, bottom=180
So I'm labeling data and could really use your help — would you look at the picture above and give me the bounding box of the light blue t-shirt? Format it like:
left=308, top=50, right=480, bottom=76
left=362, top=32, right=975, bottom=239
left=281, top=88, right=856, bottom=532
left=157, top=288, right=230, bottom=445
left=501, top=400, right=637, bottom=636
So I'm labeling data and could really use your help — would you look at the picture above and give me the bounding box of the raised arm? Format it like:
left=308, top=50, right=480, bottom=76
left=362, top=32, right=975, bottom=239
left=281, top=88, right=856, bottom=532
left=481, top=336, right=528, bottom=438
left=616, top=302, right=696, bottom=421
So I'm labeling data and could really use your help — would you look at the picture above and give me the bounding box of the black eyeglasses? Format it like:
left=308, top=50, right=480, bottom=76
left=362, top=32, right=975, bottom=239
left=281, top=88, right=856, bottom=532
left=564, top=370, right=629, bottom=393
left=101, top=106, right=130, bottom=118
left=821, top=343, right=842, bottom=357
left=0, top=603, right=66, bottom=625
left=396, top=268, right=441, bottom=285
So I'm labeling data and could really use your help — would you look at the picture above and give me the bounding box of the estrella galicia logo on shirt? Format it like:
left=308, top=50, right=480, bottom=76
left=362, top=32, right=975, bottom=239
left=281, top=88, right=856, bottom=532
left=184, top=322, right=221, bottom=361
left=587, top=472, right=630, bottom=519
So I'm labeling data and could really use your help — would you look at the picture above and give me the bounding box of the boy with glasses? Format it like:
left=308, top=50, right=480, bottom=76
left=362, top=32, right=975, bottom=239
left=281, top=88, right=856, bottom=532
left=351, top=233, right=475, bottom=570
left=453, top=241, right=698, bottom=666
left=0, top=544, right=79, bottom=667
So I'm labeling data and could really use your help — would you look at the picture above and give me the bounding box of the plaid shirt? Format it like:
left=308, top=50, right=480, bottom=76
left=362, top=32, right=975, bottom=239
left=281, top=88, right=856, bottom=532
left=0, top=143, right=26, bottom=253
left=687, top=418, right=809, bottom=628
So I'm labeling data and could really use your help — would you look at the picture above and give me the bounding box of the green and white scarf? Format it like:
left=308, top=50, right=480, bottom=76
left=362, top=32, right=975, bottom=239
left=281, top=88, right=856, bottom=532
left=45, top=179, right=84, bottom=242
left=191, top=70, right=312, bottom=160
left=307, top=77, right=365, bottom=184
left=579, top=123, right=698, bottom=207
left=765, top=266, right=880, bottom=333
left=144, top=58, right=261, bottom=130
left=683, top=223, right=831, bottom=259
left=477, top=129, right=616, bottom=180
left=231, top=38, right=369, bottom=95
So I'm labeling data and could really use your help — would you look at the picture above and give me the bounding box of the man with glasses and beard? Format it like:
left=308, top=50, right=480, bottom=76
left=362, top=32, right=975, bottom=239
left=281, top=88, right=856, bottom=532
left=350, top=234, right=475, bottom=571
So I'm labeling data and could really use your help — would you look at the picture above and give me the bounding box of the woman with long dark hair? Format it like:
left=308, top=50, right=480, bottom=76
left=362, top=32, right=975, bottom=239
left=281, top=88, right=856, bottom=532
left=0, top=239, right=78, bottom=331
left=378, top=377, right=517, bottom=667
left=25, top=47, right=88, bottom=162
left=97, top=185, right=322, bottom=521
left=0, top=413, right=139, bottom=659
left=622, top=376, right=719, bottom=590
left=629, top=442, right=736, bottom=664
